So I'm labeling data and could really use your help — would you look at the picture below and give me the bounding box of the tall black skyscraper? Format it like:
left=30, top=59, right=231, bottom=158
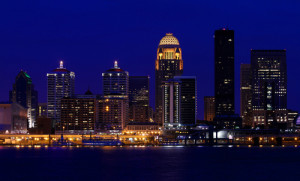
left=251, top=50, right=287, bottom=128
left=214, top=29, right=235, bottom=115
left=155, top=33, right=183, bottom=125
left=213, top=29, right=242, bottom=129
left=10, top=71, right=38, bottom=128
left=129, top=76, right=150, bottom=123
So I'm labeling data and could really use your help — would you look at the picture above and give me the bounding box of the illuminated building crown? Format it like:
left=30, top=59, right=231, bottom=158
left=159, top=33, right=180, bottom=46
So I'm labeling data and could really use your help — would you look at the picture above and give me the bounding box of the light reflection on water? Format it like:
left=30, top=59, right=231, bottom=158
left=0, top=146, right=300, bottom=180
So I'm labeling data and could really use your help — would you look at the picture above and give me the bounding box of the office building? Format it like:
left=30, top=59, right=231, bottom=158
left=59, top=90, right=97, bottom=134
left=214, top=29, right=235, bottom=115
left=155, top=33, right=183, bottom=125
left=174, top=76, right=197, bottom=125
left=162, top=79, right=181, bottom=129
left=102, top=61, right=129, bottom=96
left=204, top=96, right=215, bottom=121
left=129, top=76, right=150, bottom=122
left=47, top=61, right=75, bottom=128
left=251, top=50, right=287, bottom=128
left=97, top=95, right=127, bottom=133
left=9, top=71, right=38, bottom=128
left=240, top=64, right=252, bottom=127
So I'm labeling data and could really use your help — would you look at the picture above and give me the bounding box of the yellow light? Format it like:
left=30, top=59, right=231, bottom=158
left=295, top=137, right=298, bottom=141
left=106, top=106, right=109, bottom=112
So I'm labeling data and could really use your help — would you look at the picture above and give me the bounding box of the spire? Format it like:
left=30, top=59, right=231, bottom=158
left=60, top=60, right=64, bottom=69
left=114, top=61, right=119, bottom=69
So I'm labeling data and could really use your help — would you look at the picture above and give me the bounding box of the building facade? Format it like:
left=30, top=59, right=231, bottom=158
left=155, top=33, right=183, bottom=125
left=59, top=91, right=96, bottom=134
left=10, top=71, right=38, bottom=128
left=129, top=76, right=150, bottom=123
left=204, top=96, right=215, bottom=121
left=240, top=64, right=252, bottom=128
left=174, top=76, right=197, bottom=125
left=102, top=61, right=129, bottom=96
left=214, top=29, right=235, bottom=115
left=97, top=95, right=127, bottom=132
left=162, top=79, right=181, bottom=129
left=251, top=50, right=287, bottom=128
left=0, top=102, right=27, bottom=134
left=38, top=103, right=47, bottom=117
left=47, top=61, right=75, bottom=128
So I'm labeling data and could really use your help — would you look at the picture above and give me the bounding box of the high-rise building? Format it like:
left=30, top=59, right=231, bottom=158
left=155, top=33, right=183, bottom=125
left=162, top=79, right=181, bottom=129
left=251, top=50, right=287, bottom=128
left=59, top=90, right=96, bottom=134
left=240, top=64, right=252, bottom=127
left=10, top=71, right=38, bottom=128
left=174, top=76, right=197, bottom=125
left=204, top=96, right=215, bottom=121
left=162, top=76, right=196, bottom=129
left=97, top=95, right=127, bottom=132
left=102, top=61, right=129, bottom=96
left=47, top=61, right=75, bottom=128
left=214, top=29, right=235, bottom=115
left=214, top=29, right=241, bottom=129
left=101, top=61, right=129, bottom=130
left=129, top=76, right=150, bottom=122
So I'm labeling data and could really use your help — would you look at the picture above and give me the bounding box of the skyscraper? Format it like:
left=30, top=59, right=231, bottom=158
left=10, top=71, right=38, bottom=128
left=102, top=61, right=129, bottom=96
left=214, top=29, right=241, bottom=129
left=214, top=29, right=235, bottom=115
left=162, top=79, right=181, bottom=129
left=251, top=50, right=287, bottom=128
left=162, top=76, right=196, bottom=129
left=174, top=76, right=197, bottom=125
left=204, top=96, right=215, bottom=121
left=47, top=61, right=75, bottom=128
left=155, top=33, right=183, bottom=125
left=129, top=76, right=150, bottom=122
left=240, top=64, right=252, bottom=127
left=101, top=61, right=129, bottom=130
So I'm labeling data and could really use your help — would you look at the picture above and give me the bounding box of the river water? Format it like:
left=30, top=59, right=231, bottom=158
left=1, top=146, right=299, bottom=181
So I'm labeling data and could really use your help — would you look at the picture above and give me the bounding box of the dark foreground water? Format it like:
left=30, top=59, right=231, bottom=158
left=1, top=146, right=300, bottom=181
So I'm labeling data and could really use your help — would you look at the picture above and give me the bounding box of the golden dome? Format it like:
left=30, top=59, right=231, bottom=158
left=159, top=33, right=180, bottom=46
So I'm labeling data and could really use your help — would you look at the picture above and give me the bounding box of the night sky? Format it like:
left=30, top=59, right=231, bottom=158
left=1, top=0, right=300, bottom=119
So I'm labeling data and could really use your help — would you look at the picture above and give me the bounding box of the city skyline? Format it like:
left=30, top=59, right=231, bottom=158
left=1, top=1, right=300, bottom=120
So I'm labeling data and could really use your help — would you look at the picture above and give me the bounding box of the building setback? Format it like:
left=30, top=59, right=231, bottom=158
left=155, top=33, right=183, bottom=125
left=240, top=64, right=253, bottom=127
left=251, top=50, right=287, bottom=128
left=204, top=96, right=215, bottom=121
left=129, top=76, right=150, bottom=123
left=10, top=71, right=38, bottom=128
left=47, top=61, right=75, bottom=128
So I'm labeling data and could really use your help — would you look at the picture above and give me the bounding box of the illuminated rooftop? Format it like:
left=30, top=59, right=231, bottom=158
left=159, top=33, right=180, bottom=46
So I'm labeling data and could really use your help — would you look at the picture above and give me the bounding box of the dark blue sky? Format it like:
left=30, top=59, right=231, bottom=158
left=1, top=0, right=300, bottom=119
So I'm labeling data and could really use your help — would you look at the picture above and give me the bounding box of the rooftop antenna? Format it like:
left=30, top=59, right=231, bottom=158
left=114, top=61, right=119, bottom=69
left=59, top=60, right=64, bottom=69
